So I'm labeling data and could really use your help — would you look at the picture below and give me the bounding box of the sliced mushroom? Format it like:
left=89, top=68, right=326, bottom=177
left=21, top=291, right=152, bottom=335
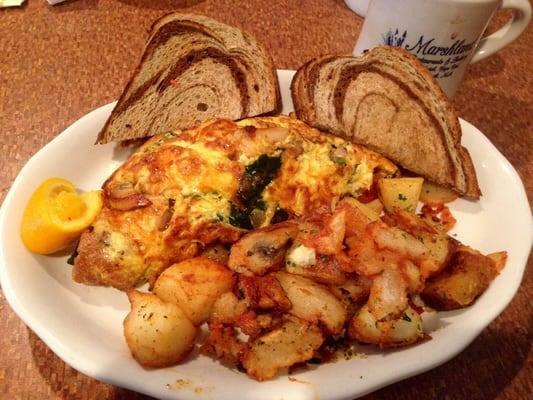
left=228, top=222, right=299, bottom=275
left=106, top=193, right=152, bottom=211
left=157, top=198, right=175, bottom=231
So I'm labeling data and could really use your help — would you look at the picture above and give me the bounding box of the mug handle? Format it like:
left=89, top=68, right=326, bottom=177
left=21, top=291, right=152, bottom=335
left=471, top=0, right=531, bottom=63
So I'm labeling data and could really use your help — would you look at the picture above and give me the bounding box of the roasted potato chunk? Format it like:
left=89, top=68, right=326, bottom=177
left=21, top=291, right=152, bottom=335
left=418, top=233, right=456, bottom=276
left=348, top=304, right=424, bottom=347
left=201, top=244, right=230, bottom=264
left=242, top=317, right=323, bottom=381
left=202, top=322, right=247, bottom=365
left=421, top=246, right=500, bottom=310
left=210, top=292, right=247, bottom=324
left=419, top=180, right=458, bottom=204
left=297, top=210, right=346, bottom=255
left=273, top=272, right=347, bottom=334
left=339, top=196, right=380, bottom=224
left=367, top=266, right=408, bottom=321
left=378, top=177, right=424, bottom=213
left=153, top=257, right=234, bottom=325
left=238, top=275, right=292, bottom=311
left=330, top=275, right=372, bottom=317
left=365, top=198, right=384, bottom=215
left=487, top=251, right=508, bottom=272
left=383, top=208, right=437, bottom=235
left=330, top=275, right=372, bottom=305
left=286, top=251, right=348, bottom=285
left=124, top=290, right=197, bottom=368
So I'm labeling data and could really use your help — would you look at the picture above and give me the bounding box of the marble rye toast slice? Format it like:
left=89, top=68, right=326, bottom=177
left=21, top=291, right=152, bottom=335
left=291, top=46, right=480, bottom=198
left=97, top=13, right=281, bottom=144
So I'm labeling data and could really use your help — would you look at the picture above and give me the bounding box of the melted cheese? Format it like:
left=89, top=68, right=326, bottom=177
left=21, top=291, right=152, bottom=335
left=265, top=138, right=378, bottom=216
left=347, top=158, right=374, bottom=193
left=171, top=141, right=238, bottom=200
left=290, top=143, right=338, bottom=187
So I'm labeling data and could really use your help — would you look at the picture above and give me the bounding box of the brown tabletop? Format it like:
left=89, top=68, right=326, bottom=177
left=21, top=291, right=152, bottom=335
left=1, top=1, right=531, bottom=399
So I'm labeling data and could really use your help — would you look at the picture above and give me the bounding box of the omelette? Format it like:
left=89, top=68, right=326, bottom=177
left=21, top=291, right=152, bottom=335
left=73, top=116, right=397, bottom=290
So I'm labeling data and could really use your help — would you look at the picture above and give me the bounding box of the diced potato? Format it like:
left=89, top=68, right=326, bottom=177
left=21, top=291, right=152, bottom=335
left=286, top=249, right=347, bottom=285
left=348, top=304, right=423, bottom=347
left=210, top=292, right=247, bottom=324
left=386, top=306, right=424, bottom=344
left=487, top=251, right=508, bottom=272
left=419, top=181, right=458, bottom=204
left=238, top=275, right=292, bottom=311
left=378, top=177, right=424, bottom=213
left=373, top=225, right=427, bottom=259
left=201, top=322, right=246, bottom=365
left=123, top=290, right=197, bottom=368
left=329, top=275, right=372, bottom=317
left=421, top=246, right=499, bottom=310
left=242, top=317, right=323, bottom=381
left=339, top=196, right=380, bottom=222
left=418, top=233, right=455, bottom=276
left=201, top=244, right=230, bottom=264
left=365, top=198, right=384, bottom=216
left=330, top=275, right=371, bottom=305
left=367, top=267, right=408, bottom=321
left=296, top=210, right=346, bottom=255
left=153, top=257, right=234, bottom=325
left=273, top=272, right=347, bottom=334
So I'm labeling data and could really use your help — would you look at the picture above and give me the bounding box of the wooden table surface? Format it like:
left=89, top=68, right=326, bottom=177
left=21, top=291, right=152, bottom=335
left=0, top=1, right=531, bottom=399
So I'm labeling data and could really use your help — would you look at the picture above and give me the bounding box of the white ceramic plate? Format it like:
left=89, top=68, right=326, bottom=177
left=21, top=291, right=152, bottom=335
left=1, top=70, right=531, bottom=400
left=344, top=0, right=370, bottom=17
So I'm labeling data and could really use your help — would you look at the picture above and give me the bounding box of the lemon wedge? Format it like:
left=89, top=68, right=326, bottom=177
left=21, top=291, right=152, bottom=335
left=21, top=177, right=102, bottom=254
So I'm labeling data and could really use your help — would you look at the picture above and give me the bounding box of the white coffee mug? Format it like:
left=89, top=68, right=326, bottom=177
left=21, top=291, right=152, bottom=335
left=352, top=0, right=531, bottom=97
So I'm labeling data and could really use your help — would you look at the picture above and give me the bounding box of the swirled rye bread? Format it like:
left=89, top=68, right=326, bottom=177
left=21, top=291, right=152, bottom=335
left=291, top=46, right=480, bottom=198
left=97, top=13, right=281, bottom=144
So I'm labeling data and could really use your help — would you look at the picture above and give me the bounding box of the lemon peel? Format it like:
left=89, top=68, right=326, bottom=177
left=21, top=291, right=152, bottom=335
left=21, top=177, right=102, bottom=254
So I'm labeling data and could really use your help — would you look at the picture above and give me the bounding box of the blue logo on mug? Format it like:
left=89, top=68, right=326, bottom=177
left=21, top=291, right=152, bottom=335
left=382, top=29, right=407, bottom=47
left=381, top=28, right=476, bottom=79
